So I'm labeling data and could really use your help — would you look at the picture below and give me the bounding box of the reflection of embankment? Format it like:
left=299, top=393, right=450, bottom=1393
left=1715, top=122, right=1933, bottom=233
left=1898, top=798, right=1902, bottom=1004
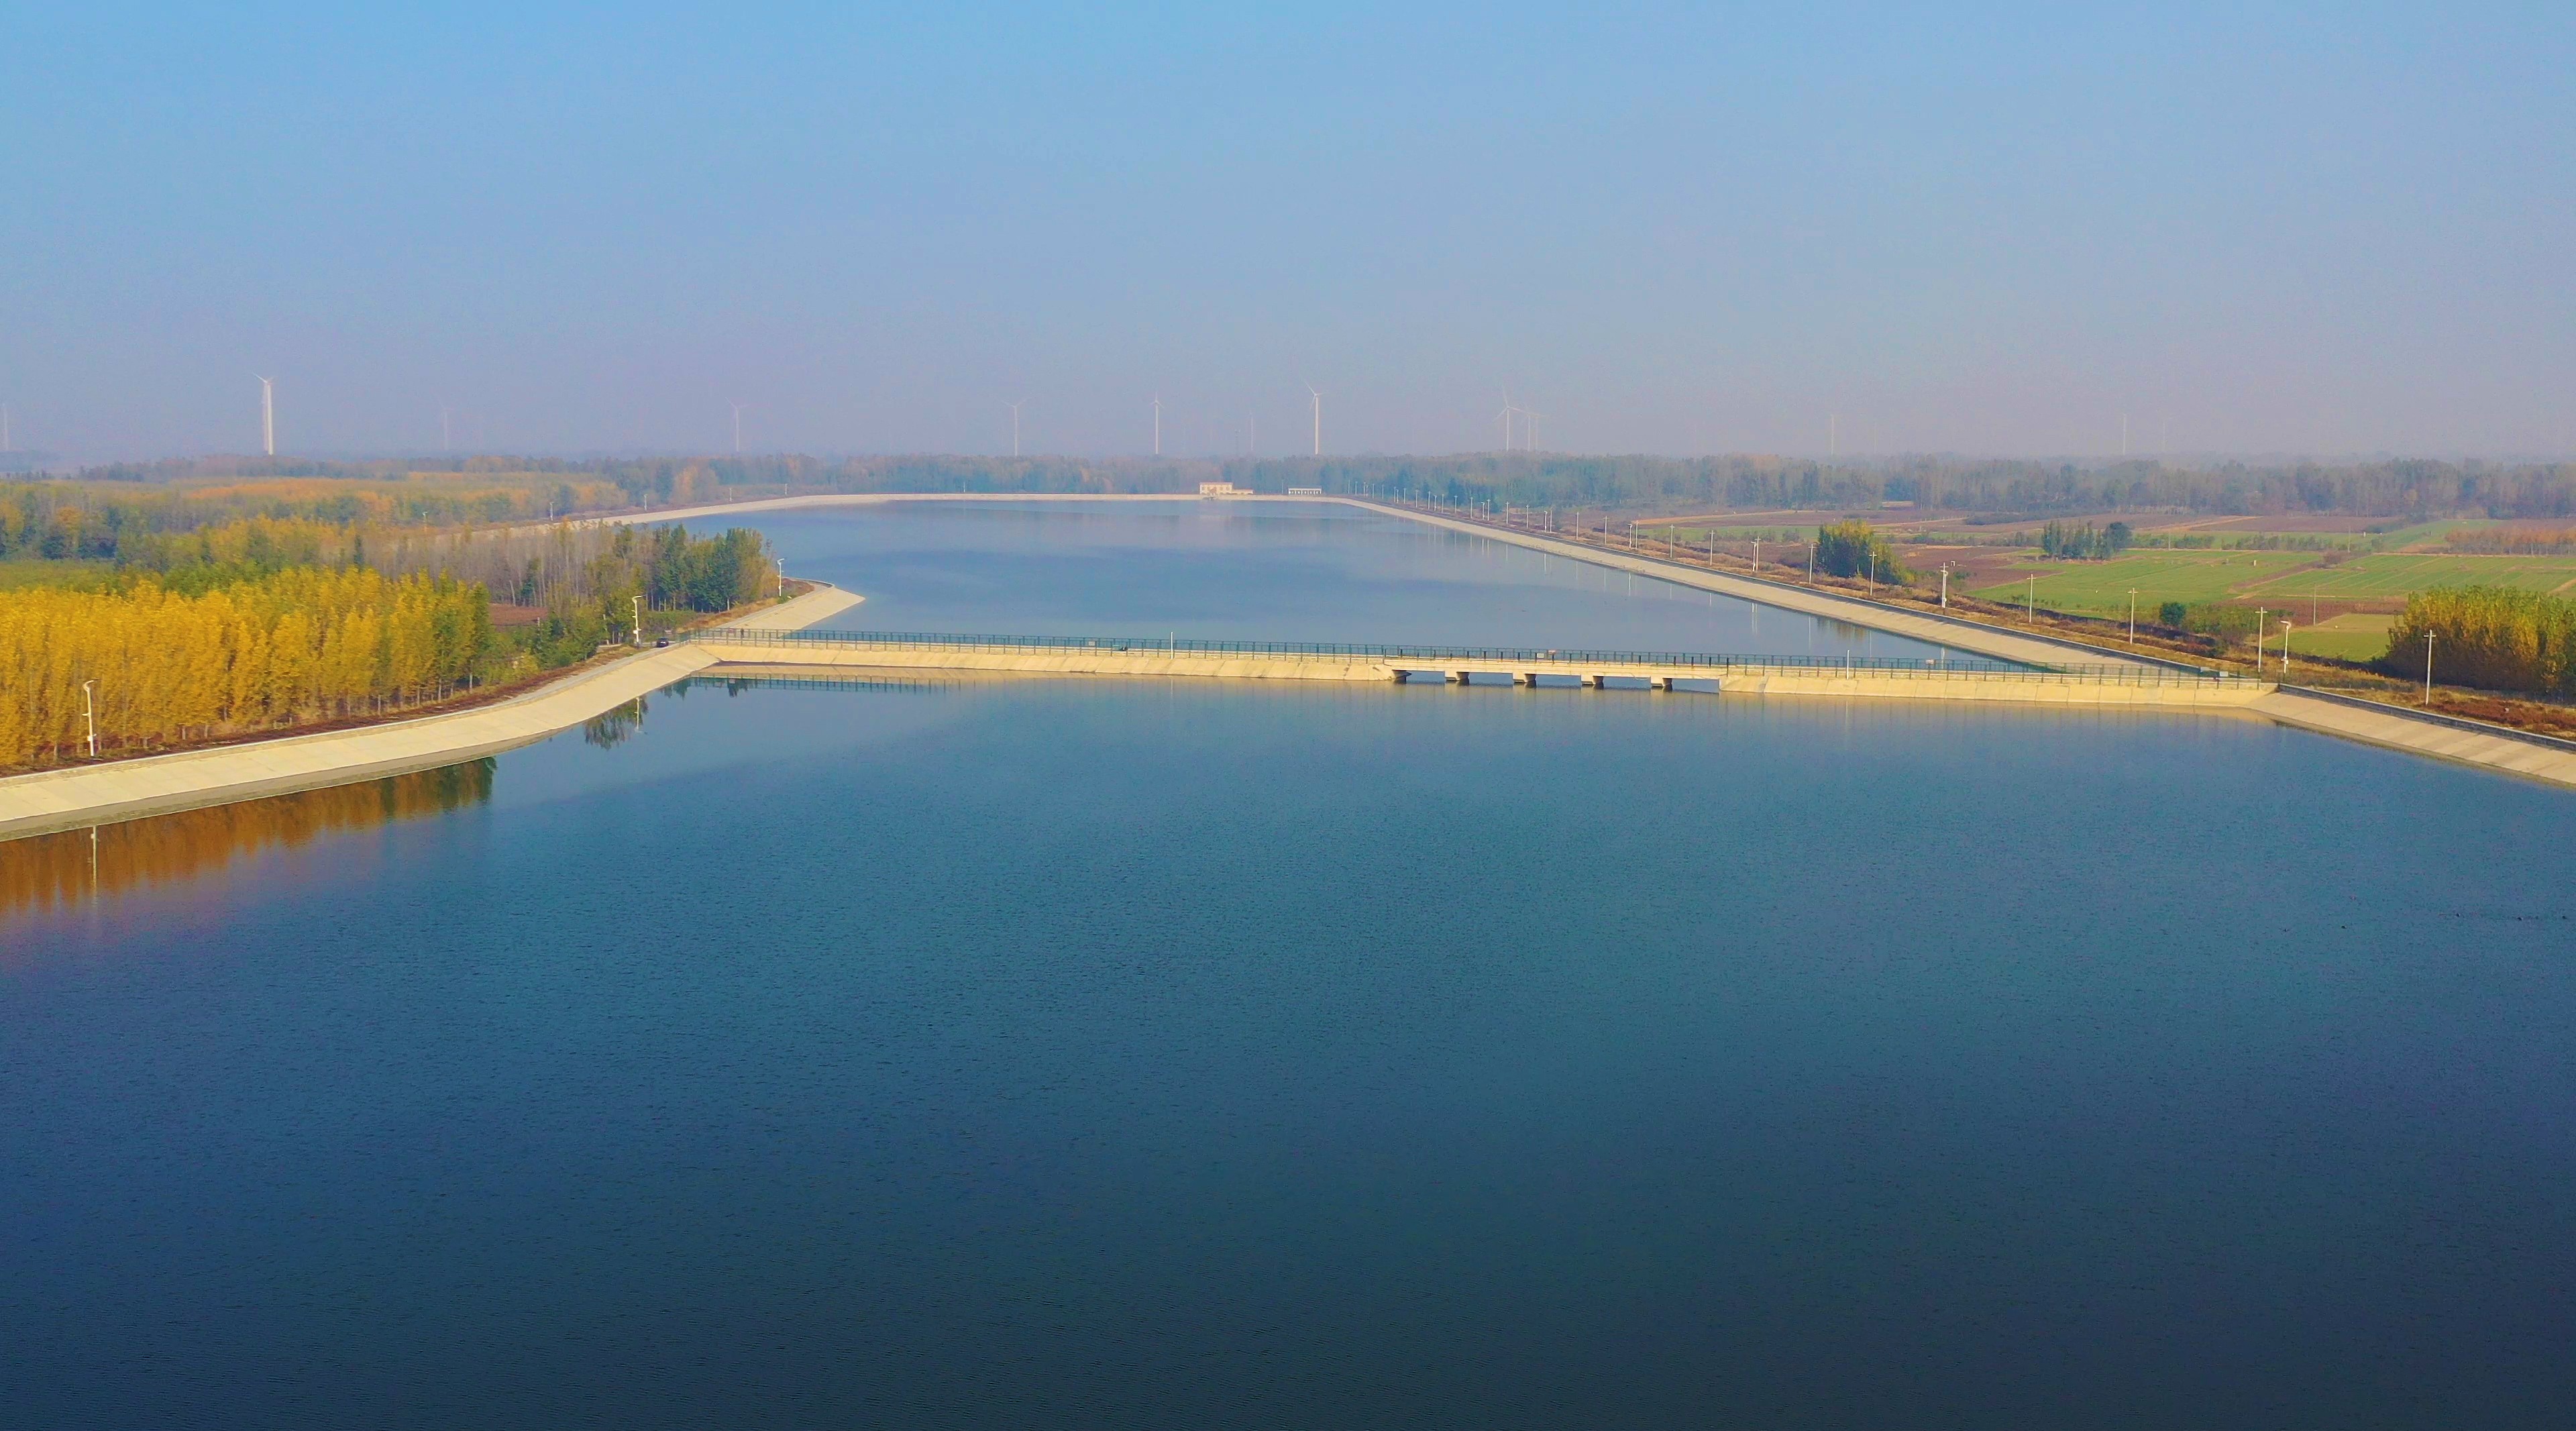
left=1, top=759, right=494, bottom=920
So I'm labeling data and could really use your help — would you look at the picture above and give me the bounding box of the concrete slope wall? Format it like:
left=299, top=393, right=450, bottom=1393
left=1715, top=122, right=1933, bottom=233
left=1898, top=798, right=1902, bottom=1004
left=1342, top=502, right=2163, bottom=672
left=2249, top=689, right=2576, bottom=789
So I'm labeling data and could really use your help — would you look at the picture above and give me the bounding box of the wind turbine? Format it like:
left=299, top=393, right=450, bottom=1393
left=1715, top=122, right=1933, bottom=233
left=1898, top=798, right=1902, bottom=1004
left=1008, top=401, right=1023, bottom=457
left=1305, top=382, right=1322, bottom=457
left=1525, top=407, right=1544, bottom=454
left=1498, top=388, right=1517, bottom=451
left=256, top=375, right=274, bottom=456
left=1152, top=394, right=1162, bottom=456
left=730, top=401, right=746, bottom=454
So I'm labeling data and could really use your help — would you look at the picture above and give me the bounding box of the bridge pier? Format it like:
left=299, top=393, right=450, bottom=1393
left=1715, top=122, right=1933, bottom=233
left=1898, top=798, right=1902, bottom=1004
left=1582, top=674, right=1607, bottom=689
left=1513, top=672, right=1537, bottom=687
left=1651, top=676, right=1673, bottom=692
left=1448, top=670, right=1471, bottom=685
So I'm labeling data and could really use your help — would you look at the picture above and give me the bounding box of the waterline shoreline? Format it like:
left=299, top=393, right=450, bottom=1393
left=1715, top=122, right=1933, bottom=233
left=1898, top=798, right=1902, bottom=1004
left=0, top=586, right=863, bottom=843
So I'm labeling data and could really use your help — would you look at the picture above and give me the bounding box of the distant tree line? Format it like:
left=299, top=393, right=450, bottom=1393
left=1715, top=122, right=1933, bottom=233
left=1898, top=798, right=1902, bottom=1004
left=0, top=475, right=621, bottom=561
left=48, top=453, right=2576, bottom=522
left=685, top=453, right=2576, bottom=520
left=2037, top=520, right=2134, bottom=559
left=2443, top=525, right=2576, bottom=554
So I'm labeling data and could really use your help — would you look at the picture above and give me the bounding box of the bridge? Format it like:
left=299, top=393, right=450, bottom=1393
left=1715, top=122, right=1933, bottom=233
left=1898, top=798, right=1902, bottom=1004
left=686, top=627, right=2273, bottom=708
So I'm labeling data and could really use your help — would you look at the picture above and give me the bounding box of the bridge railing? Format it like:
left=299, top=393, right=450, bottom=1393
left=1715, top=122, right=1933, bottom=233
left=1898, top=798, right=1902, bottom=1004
left=690, top=627, right=2252, bottom=686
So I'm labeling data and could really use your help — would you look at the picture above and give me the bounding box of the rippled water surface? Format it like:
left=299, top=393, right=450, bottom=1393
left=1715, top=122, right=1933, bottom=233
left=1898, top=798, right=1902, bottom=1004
left=5, top=503, right=2573, bottom=1428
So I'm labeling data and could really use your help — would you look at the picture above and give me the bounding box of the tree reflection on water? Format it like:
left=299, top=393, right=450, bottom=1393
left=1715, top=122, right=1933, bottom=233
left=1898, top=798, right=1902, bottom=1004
left=0, top=759, right=496, bottom=923
left=582, top=696, right=647, bottom=749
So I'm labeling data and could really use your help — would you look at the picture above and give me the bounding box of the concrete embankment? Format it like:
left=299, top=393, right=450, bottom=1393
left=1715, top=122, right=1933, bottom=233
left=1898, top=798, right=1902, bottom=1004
left=1344, top=501, right=2171, bottom=672
left=693, top=633, right=2267, bottom=709
left=0, top=586, right=865, bottom=842
left=2247, top=688, right=2576, bottom=789
left=1371, top=504, right=2576, bottom=788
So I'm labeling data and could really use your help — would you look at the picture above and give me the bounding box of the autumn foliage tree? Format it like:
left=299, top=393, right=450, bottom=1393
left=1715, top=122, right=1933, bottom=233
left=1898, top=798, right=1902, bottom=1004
left=2383, top=586, right=2576, bottom=696
left=0, top=569, right=490, bottom=766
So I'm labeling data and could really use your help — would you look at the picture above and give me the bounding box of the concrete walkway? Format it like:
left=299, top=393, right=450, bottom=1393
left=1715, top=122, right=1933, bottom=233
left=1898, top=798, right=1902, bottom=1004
left=0, top=586, right=864, bottom=842
left=695, top=630, right=2266, bottom=708
left=2249, top=688, right=2576, bottom=789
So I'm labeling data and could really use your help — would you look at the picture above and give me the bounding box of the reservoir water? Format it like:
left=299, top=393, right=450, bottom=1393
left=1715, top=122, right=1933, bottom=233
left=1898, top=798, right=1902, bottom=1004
left=5, top=502, right=2572, bottom=1428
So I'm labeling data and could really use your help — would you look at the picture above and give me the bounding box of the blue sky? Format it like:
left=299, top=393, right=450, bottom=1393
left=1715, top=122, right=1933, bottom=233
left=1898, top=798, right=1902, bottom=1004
left=3, top=2, right=2569, bottom=460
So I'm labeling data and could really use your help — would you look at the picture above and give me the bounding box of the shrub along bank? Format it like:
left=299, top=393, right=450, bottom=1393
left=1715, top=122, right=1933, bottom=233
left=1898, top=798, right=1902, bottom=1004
left=1813, top=521, right=1911, bottom=583
left=2383, top=586, right=2576, bottom=697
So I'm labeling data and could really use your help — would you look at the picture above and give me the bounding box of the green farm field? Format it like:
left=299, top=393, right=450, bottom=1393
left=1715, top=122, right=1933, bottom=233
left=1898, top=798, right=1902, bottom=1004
left=2243, top=553, right=2576, bottom=598
left=2287, top=613, right=2395, bottom=661
left=1969, top=548, right=2576, bottom=617
left=1968, top=551, right=2312, bottom=616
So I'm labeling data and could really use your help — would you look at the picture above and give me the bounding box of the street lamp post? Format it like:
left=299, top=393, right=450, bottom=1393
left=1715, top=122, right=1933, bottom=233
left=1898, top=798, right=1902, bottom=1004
left=2128, top=589, right=2139, bottom=647
left=2254, top=608, right=2267, bottom=672
left=1939, top=563, right=1949, bottom=609
left=2025, top=575, right=2036, bottom=625
left=2280, top=618, right=2293, bottom=678
left=632, top=594, right=641, bottom=647
left=2424, top=631, right=2437, bottom=706
left=81, top=679, right=96, bottom=759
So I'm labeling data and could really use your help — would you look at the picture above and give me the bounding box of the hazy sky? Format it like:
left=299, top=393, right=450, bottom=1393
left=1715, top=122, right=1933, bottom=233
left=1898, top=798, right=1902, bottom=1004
left=5, top=2, right=2570, bottom=462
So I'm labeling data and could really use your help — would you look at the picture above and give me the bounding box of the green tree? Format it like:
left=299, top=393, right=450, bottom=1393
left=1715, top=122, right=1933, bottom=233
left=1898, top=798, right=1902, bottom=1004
left=1813, top=521, right=1910, bottom=583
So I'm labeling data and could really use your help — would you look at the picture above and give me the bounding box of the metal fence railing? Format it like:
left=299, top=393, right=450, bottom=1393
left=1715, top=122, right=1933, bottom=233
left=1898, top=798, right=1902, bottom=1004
left=691, top=627, right=2253, bottom=687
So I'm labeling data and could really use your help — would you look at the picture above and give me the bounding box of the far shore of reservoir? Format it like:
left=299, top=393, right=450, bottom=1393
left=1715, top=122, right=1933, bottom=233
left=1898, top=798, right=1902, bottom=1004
left=4, top=493, right=2572, bottom=843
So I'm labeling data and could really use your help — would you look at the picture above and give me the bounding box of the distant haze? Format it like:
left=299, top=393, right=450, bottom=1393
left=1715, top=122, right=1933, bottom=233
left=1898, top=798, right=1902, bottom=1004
left=3, top=3, right=2570, bottom=463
